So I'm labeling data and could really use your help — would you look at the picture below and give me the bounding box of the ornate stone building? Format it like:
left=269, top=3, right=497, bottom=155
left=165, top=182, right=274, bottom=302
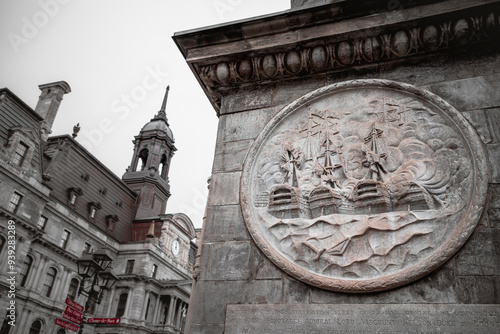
left=0, top=81, right=197, bottom=334
left=174, top=0, right=500, bottom=333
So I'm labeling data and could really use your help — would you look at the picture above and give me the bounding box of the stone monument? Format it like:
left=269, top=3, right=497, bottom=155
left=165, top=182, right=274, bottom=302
left=174, top=0, right=500, bottom=333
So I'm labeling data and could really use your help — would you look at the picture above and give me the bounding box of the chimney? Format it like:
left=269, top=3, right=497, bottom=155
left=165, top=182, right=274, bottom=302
left=35, top=81, right=71, bottom=141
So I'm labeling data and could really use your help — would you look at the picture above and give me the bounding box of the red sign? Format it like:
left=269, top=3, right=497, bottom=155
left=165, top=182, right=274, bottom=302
left=65, top=305, right=84, bottom=319
left=87, top=318, right=121, bottom=324
left=65, top=298, right=84, bottom=312
left=62, top=311, right=83, bottom=325
left=55, top=318, right=79, bottom=332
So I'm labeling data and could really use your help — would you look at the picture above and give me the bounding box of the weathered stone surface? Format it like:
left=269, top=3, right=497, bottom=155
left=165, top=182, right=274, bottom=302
left=189, top=280, right=283, bottom=326
left=311, top=263, right=459, bottom=304
left=455, top=276, right=500, bottom=304
left=462, top=108, right=500, bottom=145
left=425, top=73, right=500, bottom=111
left=202, top=205, right=250, bottom=242
left=456, top=229, right=500, bottom=276
left=487, top=143, right=500, bottom=182
left=283, top=276, right=311, bottom=304
left=218, top=107, right=277, bottom=143
left=212, top=139, right=252, bottom=173
left=225, top=304, right=500, bottom=334
left=208, top=172, right=241, bottom=205
left=250, top=243, right=282, bottom=280
left=488, top=184, right=500, bottom=226
left=187, top=323, right=225, bottom=334
left=271, top=76, right=327, bottom=107
left=200, top=241, right=251, bottom=280
left=220, top=86, right=272, bottom=115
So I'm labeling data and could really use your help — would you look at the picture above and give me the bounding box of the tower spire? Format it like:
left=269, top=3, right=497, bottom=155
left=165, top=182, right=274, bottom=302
left=157, top=86, right=170, bottom=124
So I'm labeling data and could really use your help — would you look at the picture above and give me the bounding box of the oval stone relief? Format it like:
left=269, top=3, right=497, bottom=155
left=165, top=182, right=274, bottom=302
left=240, top=79, right=488, bottom=292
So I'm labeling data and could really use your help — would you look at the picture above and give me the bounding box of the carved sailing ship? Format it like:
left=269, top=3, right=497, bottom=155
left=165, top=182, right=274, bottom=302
left=266, top=103, right=437, bottom=219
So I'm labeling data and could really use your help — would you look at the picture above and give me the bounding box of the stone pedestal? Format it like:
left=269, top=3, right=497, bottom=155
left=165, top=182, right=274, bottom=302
left=174, top=1, right=500, bottom=333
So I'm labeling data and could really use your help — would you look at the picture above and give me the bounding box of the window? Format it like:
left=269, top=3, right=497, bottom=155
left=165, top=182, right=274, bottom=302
left=60, top=230, right=70, bottom=249
left=125, top=260, right=135, bottom=275
left=42, top=267, right=57, bottom=297
left=160, top=153, right=168, bottom=178
left=136, top=148, right=149, bottom=171
left=37, top=215, right=47, bottom=230
left=115, top=293, right=128, bottom=318
left=12, top=142, right=28, bottom=166
left=0, top=236, right=5, bottom=255
left=151, top=264, right=158, bottom=278
left=144, top=297, right=152, bottom=321
left=19, top=255, right=33, bottom=287
left=28, top=320, right=42, bottom=334
left=106, top=215, right=118, bottom=232
left=67, top=188, right=83, bottom=207
left=70, top=193, right=77, bottom=205
left=83, top=242, right=91, bottom=254
left=88, top=202, right=101, bottom=220
left=0, top=311, right=12, bottom=334
left=56, top=329, right=66, bottom=334
left=7, top=192, right=22, bottom=213
left=67, top=278, right=79, bottom=301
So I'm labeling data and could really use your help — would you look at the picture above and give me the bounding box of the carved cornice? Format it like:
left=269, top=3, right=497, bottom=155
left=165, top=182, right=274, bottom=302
left=174, top=1, right=500, bottom=114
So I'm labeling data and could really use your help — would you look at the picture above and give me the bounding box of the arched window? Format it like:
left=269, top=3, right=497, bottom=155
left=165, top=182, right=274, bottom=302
left=136, top=149, right=149, bottom=171
left=144, top=296, right=152, bottom=321
left=0, top=236, right=5, bottom=255
left=115, top=293, right=128, bottom=318
left=20, top=255, right=33, bottom=287
left=42, top=267, right=57, bottom=297
left=160, top=153, right=168, bottom=179
left=28, top=319, right=42, bottom=334
left=56, top=329, right=66, bottom=334
left=67, top=278, right=79, bottom=300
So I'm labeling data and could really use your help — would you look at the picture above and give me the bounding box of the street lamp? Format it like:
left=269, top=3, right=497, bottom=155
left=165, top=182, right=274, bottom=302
left=76, top=245, right=118, bottom=334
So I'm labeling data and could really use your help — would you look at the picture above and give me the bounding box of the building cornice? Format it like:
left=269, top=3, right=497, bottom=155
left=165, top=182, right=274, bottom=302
left=173, top=0, right=500, bottom=115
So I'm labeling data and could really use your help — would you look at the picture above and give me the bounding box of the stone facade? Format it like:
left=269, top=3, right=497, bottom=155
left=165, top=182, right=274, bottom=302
left=174, top=0, right=500, bottom=333
left=0, top=82, right=197, bottom=334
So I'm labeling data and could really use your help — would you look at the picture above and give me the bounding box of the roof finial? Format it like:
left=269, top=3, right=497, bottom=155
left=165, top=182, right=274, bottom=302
left=159, top=86, right=170, bottom=114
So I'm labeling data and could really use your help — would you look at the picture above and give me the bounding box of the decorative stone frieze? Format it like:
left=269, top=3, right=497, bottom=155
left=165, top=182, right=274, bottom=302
left=199, top=11, right=500, bottom=89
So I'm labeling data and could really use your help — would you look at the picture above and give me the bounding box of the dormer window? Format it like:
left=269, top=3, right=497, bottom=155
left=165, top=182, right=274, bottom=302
left=6, top=127, right=36, bottom=169
left=106, top=215, right=119, bottom=232
left=88, top=202, right=101, bottom=220
left=67, top=188, right=83, bottom=207
left=12, top=142, right=29, bottom=166
left=70, top=193, right=77, bottom=205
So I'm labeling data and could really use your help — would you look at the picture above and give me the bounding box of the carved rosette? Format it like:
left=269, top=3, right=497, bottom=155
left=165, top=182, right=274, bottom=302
left=240, top=79, right=488, bottom=292
left=200, top=10, right=500, bottom=89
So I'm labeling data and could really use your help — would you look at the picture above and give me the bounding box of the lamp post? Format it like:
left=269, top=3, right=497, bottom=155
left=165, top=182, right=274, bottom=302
left=76, top=245, right=117, bottom=334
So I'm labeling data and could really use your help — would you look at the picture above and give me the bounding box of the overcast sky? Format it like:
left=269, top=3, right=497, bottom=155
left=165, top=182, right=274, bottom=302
left=0, top=0, right=290, bottom=228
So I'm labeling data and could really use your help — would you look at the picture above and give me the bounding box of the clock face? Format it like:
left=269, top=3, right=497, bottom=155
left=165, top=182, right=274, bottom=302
left=172, top=240, right=180, bottom=256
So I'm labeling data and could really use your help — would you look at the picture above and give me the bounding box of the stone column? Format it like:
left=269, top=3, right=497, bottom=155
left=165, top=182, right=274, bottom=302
left=105, top=287, right=116, bottom=317
left=166, top=296, right=176, bottom=326
left=174, top=301, right=182, bottom=328
left=55, top=268, right=69, bottom=301
left=152, top=294, right=162, bottom=324
left=123, top=289, right=132, bottom=319
left=128, top=281, right=145, bottom=320
left=141, top=289, right=150, bottom=320
left=31, top=254, right=46, bottom=293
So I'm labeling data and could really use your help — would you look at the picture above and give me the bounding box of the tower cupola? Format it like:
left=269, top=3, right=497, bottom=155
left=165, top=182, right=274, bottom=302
left=122, top=86, right=177, bottom=219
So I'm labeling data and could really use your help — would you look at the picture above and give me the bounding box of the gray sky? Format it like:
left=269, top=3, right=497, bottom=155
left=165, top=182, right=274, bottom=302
left=0, top=0, right=290, bottom=228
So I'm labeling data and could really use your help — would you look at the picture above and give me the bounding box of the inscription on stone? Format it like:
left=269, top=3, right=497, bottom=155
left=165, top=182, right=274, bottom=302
left=225, top=304, right=500, bottom=334
left=241, top=80, right=488, bottom=292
